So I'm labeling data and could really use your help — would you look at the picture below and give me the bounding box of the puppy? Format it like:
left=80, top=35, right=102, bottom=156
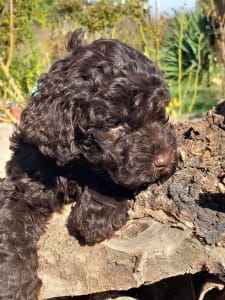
left=0, top=29, right=177, bottom=299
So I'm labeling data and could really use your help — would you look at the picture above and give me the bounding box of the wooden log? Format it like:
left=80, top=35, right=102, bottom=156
left=37, top=101, right=225, bottom=299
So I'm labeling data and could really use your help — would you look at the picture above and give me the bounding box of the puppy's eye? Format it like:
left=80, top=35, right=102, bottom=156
left=106, top=118, right=120, bottom=127
left=82, top=136, right=94, bottom=150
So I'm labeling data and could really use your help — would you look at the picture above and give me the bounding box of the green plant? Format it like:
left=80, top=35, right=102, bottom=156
left=0, top=0, right=52, bottom=119
left=162, top=12, right=211, bottom=82
left=52, top=0, right=124, bottom=34
left=52, top=0, right=161, bottom=61
left=161, top=11, right=213, bottom=116
left=129, top=0, right=161, bottom=65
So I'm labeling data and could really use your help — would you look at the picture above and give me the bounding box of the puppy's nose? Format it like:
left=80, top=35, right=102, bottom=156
left=154, top=153, right=171, bottom=169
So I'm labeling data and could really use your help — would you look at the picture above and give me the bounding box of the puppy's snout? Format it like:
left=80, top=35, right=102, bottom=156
left=153, top=152, right=171, bottom=170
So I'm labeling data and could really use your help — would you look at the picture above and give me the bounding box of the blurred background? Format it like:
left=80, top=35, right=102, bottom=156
left=0, top=0, right=224, bottom=122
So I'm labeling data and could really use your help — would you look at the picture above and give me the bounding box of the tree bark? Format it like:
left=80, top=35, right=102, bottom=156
left=36, top=101, right=225, bottom=298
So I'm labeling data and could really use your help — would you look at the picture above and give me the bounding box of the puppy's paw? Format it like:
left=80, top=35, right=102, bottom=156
left=67, top=186, right=128, bottom=245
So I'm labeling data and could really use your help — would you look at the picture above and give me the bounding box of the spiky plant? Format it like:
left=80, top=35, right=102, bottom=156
left=160, top=11, right=214, bottom=115
left=161, top=11, right=211, bottom=83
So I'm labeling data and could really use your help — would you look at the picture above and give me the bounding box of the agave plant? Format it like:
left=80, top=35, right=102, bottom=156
left=160, top=11, right=214, bottom=115
left=161, top=11, right=211, bottom=83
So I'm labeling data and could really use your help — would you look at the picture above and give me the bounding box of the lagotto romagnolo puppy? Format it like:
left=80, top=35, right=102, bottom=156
left=0, top=29, right=177, bottom=299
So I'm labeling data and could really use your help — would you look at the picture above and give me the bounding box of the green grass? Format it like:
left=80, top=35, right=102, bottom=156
left=168, top=82, right=222, bottom=118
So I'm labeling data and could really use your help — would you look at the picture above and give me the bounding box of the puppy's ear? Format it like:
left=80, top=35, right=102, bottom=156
left=67, top=186, right=128, bottom=245
left=17, top=91, right=80, bottom=165
left=67, top=28, right=85, bottom=51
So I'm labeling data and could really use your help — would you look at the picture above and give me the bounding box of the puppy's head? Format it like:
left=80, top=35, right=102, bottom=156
left=76, top=121, right=177, bottom=190
left=18, top=29, right=177, bottom=190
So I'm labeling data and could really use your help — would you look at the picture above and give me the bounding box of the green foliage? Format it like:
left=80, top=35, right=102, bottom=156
left=160, top=11, right=214, bottom=116
left=161, top=11, right=211, bottom=83
left=0, top=0, right=51, bottom=105
left=0, top=0, right=222, bottom=122
left=0, top=0, right=51, bottom=57
left=10, top=45, right=46, bottom=95
left=196, top=0, right=208, bottom=10
left=52, top=0, right=124, bottom=33
left=51, top=0, right=157, bottom=55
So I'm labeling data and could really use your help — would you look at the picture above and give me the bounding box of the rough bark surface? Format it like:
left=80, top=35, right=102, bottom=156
left=36, top=101, right=225, bottom=299
left=138, top=100, right=225, bottom=246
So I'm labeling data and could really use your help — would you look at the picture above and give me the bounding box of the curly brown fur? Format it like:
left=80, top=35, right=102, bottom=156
left=0, top=29, right=177, bottom=298
left=0, top=179, right=41, bottom=300
left=0, top=139, right=72, bottom=299
left=67, top=186, right=129, bottom=245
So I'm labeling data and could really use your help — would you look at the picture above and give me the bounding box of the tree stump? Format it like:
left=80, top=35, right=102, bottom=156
left=36, top=101, right=225, bottom=299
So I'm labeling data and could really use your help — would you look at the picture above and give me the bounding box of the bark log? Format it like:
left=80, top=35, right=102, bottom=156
left=37, top=101, right=225, bottom=298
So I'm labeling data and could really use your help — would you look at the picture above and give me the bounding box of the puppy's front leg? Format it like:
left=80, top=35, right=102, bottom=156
left=67, top=186, right=128, bottom=245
